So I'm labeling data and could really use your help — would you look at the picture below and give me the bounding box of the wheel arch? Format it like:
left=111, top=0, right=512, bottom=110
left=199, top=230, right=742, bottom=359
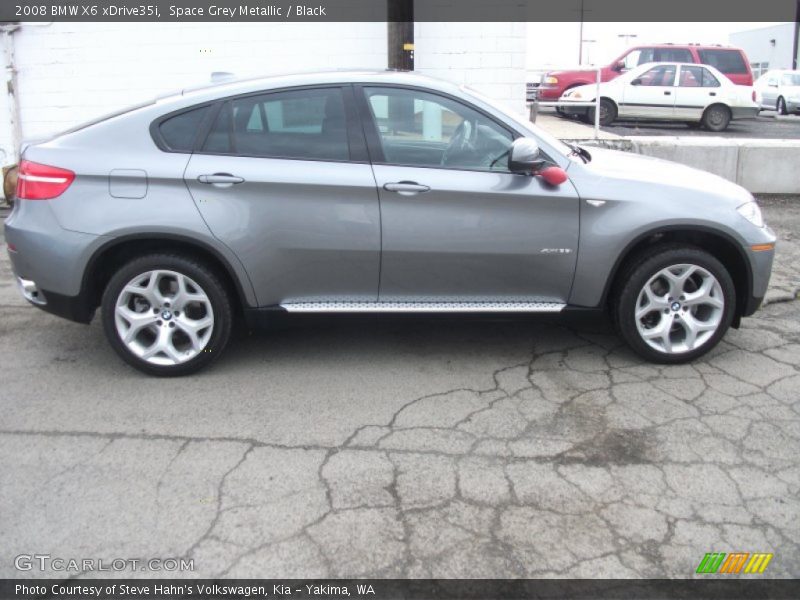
left=81, top=234, right=253, bottom=318
left=602, top=226, right=752, bottom=324
left=702, top=102, right=732, bottom=119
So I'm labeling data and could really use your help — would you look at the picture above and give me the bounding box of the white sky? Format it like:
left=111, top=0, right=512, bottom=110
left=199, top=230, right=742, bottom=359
left=526, top=22, right=787, bottom=70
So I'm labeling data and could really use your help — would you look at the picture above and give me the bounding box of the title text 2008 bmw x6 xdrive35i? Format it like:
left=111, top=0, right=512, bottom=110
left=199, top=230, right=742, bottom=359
left=5, top=71, right=775, bottom=376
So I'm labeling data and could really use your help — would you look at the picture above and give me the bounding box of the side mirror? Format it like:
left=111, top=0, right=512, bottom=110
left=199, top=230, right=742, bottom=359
left=612, top=61, right=625, bottom=72
left=536, top=166, right=569, bottom=186
left=508, top=138, right=542, bottom=174
left=630, top=78, right=643, bottom=86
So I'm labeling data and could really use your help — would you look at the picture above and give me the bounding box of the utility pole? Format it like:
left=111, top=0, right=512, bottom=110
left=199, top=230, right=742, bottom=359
left=618, top=33, right=638, bottom=46
left=793, top=0, right=799, bottom=69
left=578, top=0, right=584, bottom=64
left=387, top=0, right=414, bottom=71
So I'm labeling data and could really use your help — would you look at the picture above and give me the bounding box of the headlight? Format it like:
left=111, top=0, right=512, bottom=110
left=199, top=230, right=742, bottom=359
left=737, top=201, right=764, bottom=228
left=572, top=91, right=582, bottom=99
left=544, top=76, right=558, bottom=85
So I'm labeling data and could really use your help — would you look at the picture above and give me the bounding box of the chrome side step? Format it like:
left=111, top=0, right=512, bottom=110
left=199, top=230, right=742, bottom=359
left=280, top=301, right=566, bottom=313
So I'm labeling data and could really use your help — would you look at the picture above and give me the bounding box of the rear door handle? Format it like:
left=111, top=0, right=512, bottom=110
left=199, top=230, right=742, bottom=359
left=664, top=91, right=672, bottom=95
left=198, top=173, right=245, bottom=186
left=709, top=92, right=717, bottom=96
left=383, top=181, right=430, bottom=195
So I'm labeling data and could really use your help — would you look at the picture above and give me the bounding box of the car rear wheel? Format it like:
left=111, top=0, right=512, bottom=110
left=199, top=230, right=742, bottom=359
left=701, top=105, right=731, bottom=132
left=614, top=246, right=735, bottom=363
left=777, top=97, right=788, bottom=116
left=101, top=254, right=232, bottom=376
left=587, top=98, right=617, bottom=126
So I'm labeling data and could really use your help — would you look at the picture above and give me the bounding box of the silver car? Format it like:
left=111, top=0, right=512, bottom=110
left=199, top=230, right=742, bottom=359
left=5, top=71, right=776, bottom=375
left=755, top=69, right=800, bottom=115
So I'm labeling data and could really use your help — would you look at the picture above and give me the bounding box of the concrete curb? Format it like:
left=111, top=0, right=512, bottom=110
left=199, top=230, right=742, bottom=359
left=570, top=137, right=800, bottom=194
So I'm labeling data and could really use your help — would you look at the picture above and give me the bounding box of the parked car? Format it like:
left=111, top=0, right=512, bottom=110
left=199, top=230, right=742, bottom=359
left=559, top=62, right=758, bottom=130
left=539, top=44, right=754, bottom=102
left=6, top=71, right=774, bottom=375
left=754, top=70, right=800, bottom=115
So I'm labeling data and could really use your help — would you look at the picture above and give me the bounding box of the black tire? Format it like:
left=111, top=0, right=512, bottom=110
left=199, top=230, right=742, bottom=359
left=613, top=245, right=736, bottom=364
left=587, top=98, right=617, bottom=126
left=101, top=254, right=233, bottom=376
left=701, top=104, right=731, bottom=132
left=777, top=97, right=788, bottom=116
left=686, top=122, right=702, bottom=129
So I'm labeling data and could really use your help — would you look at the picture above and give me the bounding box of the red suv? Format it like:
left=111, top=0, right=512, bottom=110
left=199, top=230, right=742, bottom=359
left=538, top=44, right=753, bottom=101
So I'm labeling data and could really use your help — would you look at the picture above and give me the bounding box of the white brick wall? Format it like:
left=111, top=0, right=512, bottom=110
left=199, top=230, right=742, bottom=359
left=414, top=22, right=527, bottom=115
left=0, top=21, right=527, bottom=170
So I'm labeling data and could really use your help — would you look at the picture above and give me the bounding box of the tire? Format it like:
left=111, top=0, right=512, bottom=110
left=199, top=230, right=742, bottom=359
left=777, top=97, right=788, bottom=116
left=587, top=98, right=617, bottom=126
left=686, top=122, right=702, bottom=129
left=701, top=104, right=731, bottom=132
left=613, top=245, right=735, bottom=364
left=101, top=254, right=233, bottom=376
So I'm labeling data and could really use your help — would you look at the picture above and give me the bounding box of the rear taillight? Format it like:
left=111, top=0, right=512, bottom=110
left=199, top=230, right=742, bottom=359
left=16, top=159, right=75, bottom=200
left=752, top=90, right=757, bottom=102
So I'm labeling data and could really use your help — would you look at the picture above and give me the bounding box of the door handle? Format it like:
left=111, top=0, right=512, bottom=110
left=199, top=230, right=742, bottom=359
left=383, top=181, right=430, bottom=195
left=709, top=92, right=717, bottom=96
left=198, top=173, right=245, bottom=186
left=664, top=91, right=672, bottom=96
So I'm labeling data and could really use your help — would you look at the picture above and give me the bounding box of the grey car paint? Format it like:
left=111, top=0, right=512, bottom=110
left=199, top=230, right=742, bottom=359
left=5, top=70, right=775, bottom=330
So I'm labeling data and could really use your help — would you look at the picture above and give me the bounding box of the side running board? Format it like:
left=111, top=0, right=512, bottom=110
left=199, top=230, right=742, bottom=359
left=279, top=301, right=566, bottom=313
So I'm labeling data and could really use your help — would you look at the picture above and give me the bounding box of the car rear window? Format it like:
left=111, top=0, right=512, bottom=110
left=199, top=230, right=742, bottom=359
left=158, top=106, right=210, bottom=152
left=201, top=87, right=350, bottom=161
left=698, top=49, right=748, bottom=75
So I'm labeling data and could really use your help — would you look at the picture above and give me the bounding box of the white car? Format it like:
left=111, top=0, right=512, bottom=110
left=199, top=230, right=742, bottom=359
left=559, top=62, right=758, bottom=131
left=754, top=70, right=800, bottom=115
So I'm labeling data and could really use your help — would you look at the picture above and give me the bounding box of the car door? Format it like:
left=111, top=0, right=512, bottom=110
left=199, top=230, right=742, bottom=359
left=356, top=85, right=579, bottom=303
left=183, top=85, right=381, bottom=306
left=620, top=64, right=677, bottom=119
left=673, top=65, right=721, bottom=120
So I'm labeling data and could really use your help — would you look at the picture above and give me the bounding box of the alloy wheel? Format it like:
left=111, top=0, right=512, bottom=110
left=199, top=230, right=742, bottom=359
left=114, top=270, right=214, bottom=366
left=634, top=264, right=725, bottom=354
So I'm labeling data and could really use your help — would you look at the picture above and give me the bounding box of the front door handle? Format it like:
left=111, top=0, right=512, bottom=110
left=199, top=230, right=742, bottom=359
left=709, top=92, right=717, bottom=96
left=383, top=181, right=431, bottom=195
left=664, top=90, right=672, bottom=96
left=198, top=173, right=245, bottom=186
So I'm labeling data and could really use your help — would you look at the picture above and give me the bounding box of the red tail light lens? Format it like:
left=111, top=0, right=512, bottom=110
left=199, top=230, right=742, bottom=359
left=752, top=90, right=757, bottom=102
left=16, top=160, right=75, bottom=200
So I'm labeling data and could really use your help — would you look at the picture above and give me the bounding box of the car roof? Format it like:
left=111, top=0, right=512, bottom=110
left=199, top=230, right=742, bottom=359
left=165, top=69, right=459, bottom=104
left=632, top=43, right=743, bottom=51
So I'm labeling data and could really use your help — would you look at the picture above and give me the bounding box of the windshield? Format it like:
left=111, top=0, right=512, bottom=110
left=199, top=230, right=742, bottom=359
left=459, top=86, right=574, bottom=159
left=782, top=73, right=800, bottom=86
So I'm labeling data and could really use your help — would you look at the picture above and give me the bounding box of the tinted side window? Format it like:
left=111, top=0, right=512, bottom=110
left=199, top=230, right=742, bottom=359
left=202, top=87, right=350, bottom=161
left=679, top=66, right=720, bottom=88
left=654, top=48, right=692, bottom=63
left=158, top=106, right=209, bottom=152
left=698, top=49, right=748, bottom=75
left=637, top=65, right=677, bottom=86
left=364, top=87, right=513, bottom=171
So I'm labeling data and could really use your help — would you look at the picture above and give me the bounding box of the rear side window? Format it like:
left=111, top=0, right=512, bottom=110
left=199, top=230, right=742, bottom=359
left=698, top=49, right=748, bottom=75
left=653, top=48, right=692, bottom=63
left=158, top=106, right=209, bottom=152
left=679, top=66, right=720, bottom=88
left=201, top=87, right=350, bottom=161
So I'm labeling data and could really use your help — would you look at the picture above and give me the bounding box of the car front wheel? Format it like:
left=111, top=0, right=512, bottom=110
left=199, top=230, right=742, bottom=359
left=101, top=254, right=233, bottom=376
left=614, top=246, right=735, bottom=363
left=587, top=98, right=617, bottom=126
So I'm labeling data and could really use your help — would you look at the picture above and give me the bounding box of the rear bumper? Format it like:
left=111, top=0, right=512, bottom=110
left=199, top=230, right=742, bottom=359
left=731, top=106, right=760, bottom=120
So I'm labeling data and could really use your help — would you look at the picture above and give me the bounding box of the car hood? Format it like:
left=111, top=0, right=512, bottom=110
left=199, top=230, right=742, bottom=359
left=781, top=85, right=800, bottom=95
left=575, top=146, right=752, bottom=208
left=562, top=82, right=613, bottom=98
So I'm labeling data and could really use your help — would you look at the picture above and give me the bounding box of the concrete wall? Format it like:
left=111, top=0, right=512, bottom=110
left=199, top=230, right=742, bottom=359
left=583, top=136, right=800, bottom=194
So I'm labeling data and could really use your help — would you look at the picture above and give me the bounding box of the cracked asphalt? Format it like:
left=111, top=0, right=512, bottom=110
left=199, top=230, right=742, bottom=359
left=1, top=197, right=799, bottom=580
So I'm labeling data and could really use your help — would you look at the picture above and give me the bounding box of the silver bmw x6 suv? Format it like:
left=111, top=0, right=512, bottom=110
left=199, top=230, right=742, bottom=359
left=6, top=71, right=775, bottom=375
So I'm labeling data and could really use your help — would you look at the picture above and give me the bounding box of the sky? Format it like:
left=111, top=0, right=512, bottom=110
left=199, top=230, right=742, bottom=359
left=526, top=22, right=787, bottom=70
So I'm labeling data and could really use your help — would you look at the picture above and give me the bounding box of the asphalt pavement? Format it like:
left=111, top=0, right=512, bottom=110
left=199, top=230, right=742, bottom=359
left=0, top=198, right=799, bottom=579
